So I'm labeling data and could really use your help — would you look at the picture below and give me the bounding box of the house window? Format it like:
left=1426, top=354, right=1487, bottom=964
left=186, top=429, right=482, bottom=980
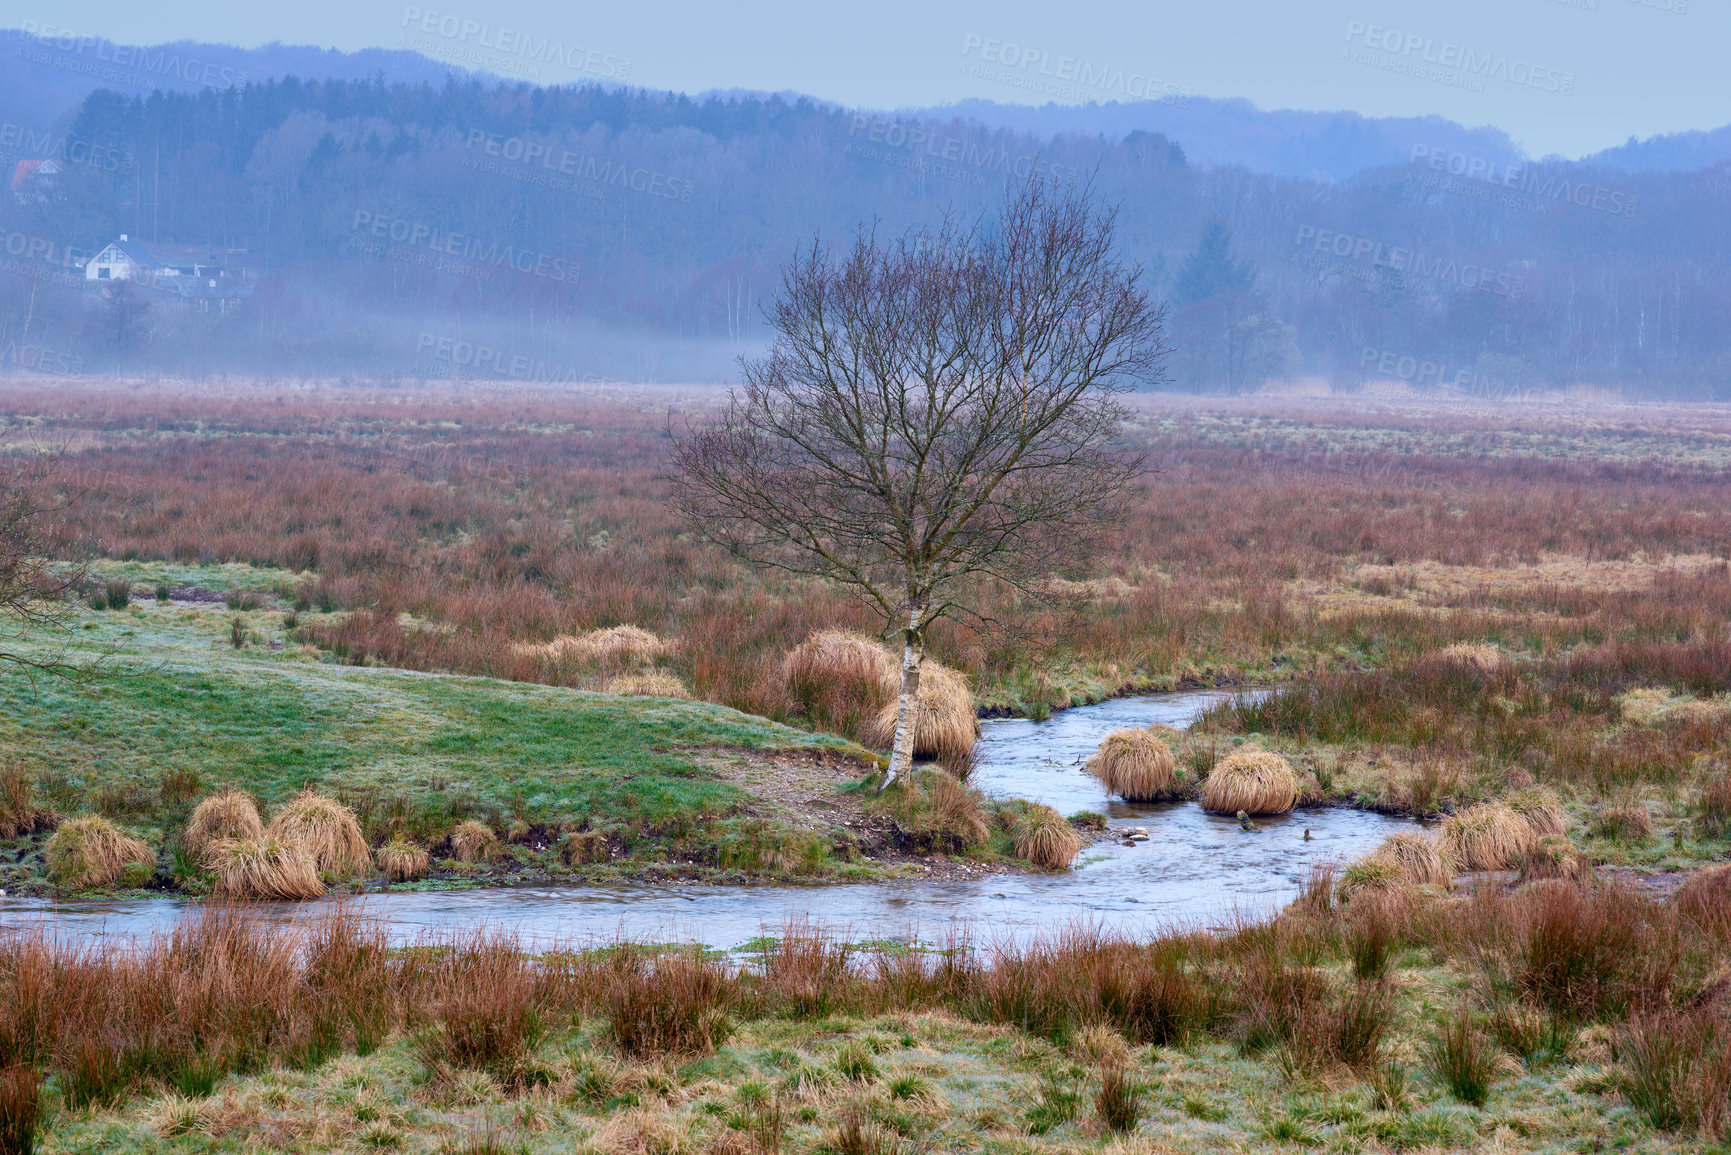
left=98, top=268, right=110, bottom=279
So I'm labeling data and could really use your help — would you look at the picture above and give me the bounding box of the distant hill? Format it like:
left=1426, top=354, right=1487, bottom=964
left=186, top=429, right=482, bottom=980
left=1582, top=126, right=1731, bottom=174
left=901, top=98, right=1528, bottom=183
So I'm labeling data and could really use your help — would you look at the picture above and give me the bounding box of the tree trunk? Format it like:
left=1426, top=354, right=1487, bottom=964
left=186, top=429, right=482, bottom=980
left=880, top=610, right=925, bottom=792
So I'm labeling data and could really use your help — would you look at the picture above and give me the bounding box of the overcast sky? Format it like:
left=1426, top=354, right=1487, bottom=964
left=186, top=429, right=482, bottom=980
left=1, top=0, right=1720, bottom=158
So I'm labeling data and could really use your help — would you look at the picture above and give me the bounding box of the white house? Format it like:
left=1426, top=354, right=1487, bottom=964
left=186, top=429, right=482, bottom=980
left=83, top=235, right=164, bottom=282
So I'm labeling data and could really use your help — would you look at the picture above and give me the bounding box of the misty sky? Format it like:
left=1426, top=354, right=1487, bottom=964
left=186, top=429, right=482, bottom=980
left=1, top=0, right=1721, bottom=158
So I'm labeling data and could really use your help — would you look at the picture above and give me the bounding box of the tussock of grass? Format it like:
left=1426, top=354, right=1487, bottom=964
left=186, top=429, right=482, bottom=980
left=512, top=625, right=671, bottom=666
left=1430, top=642, right=1510, bottom=679
left=1337, top=855, right=1405, bottom=902
left=0, top=763, right=50, bottom=839
left=602, top=671, right=689, bottom=698
left=203, top=837, right=324, bottom=899
left=1012, top=804, right=1083, bottom=870
left=44, top=815, right=155, bottom=889
left=783, top=630, right=895, bottom=729
left=1505, top=788, right=1567, bottom=839
left=1085, top=728, right=1177, bottom=802
left=926, top=772, right=990, bottom=848
left=265, top=791, right=371, bottom=876
left=1372, top=829, right=1454, bottom=886
left=1201, top=747, right=1297, bottom=815
left=183, top=788, right=264, bottom=859
left=864, top=660, right=979, bottom=771
left=448, top=820, right=499, bottom=863
left=375, top=838, right=430, bottom=882
left=1439, top=803, right=1532, bottom=871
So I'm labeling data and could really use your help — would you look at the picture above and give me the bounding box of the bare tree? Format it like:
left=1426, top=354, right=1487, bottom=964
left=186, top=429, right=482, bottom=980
left=0, top=449, right=86, bottom=676
left=673, top=178, right=1168, bottom=788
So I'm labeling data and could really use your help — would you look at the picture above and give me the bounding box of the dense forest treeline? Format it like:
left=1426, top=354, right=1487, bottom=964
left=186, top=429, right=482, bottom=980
left=1, top=74, right=1728, bottom=395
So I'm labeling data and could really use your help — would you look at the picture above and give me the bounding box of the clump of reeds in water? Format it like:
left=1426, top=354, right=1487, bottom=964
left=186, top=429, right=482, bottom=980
left=1201, top=747, right=1298, bottom=815
left=1085, top=727, right=1177, bottom=802
left=1012, top=804, right=1083, bottom=869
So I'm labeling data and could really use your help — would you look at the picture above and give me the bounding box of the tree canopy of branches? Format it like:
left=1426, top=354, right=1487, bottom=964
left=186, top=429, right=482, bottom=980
left=0, top=453, right=82, bottom=675
left=673, top=177, right=1168, bottom=787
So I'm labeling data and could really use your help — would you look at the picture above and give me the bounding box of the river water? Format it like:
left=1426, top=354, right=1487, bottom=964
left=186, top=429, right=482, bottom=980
left=0, top=691, right=1413, bottom=950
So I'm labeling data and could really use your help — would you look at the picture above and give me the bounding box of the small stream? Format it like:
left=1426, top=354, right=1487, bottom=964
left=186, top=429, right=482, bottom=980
left=0, top=691, right=1415, bottom=950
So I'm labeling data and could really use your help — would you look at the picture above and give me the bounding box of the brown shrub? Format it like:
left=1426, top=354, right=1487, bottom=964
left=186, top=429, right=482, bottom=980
left=375, top=838, right=430, bottom=882
left=265, top=791, right=371, bottom=875
left=1439, top=803, right=1532, bottom=871
left=413, top=930, right=556, bottom=1081
left=1201, top=747, right=1297, bottom=815
left=602, top=953, right=739, bottom=1057
left=448, top=820, right=499, bottom=863
left=1086, top=728, right=1177, bottom=802
left=0, top=1067, right=39, bottom=1155
left=1012, top=805, right=1083, bottom=870
left=43, top=816, right=154, bottom=889
left=203, top=838, right=324, bottom=900
left=183, top=788, right=264, bottom=860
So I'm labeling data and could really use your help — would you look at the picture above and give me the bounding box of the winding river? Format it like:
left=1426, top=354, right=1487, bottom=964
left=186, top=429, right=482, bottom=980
left=1, top=690, right=1414, bottom=950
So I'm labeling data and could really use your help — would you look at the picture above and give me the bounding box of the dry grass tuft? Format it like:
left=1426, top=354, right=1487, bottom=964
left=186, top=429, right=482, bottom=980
left=926, top=772, right=990, bottom=848
left=1439, top=803, right=1533, bottom=871
left=782, top=630, right=896, bottom=730
left=1201, top=747, right=1298, bottom=815
left=513, top=625, right=672, bottom=667
left=448, top=820, right=500, bottom=863
left=1519, top=835, right=1594, bottom=884
left=1432, top=642, right=1510, bottom=678
left=1086, top=728, right=1177, bottom=801
left=44, top=815, right=155, bottom=889
left=1674, top=864, right=1731, bottom=944
left=1595, top=797, right=1655, bottom=842
left=0, top=763, right=50, bottom=839
left=375, top=838, right=430, bottom=882
left=864, top=660, right=980, bottom=770
left=602, top=672, right=690, bottom=698
left=183, top=788, right=264, bottom=860
left=1372, top=829, right=1455, bottom=886
left=1337, top=855, right=1406, bottom=902
left=1505, top=788, right=1567, bottom=839
left=562, top=830, right=612, bottom=866
left=203, top=837, right=324, bottom=899
left=1012, top=804, right=1083, bottom=870
left=265, top=791, right=371, bottom=876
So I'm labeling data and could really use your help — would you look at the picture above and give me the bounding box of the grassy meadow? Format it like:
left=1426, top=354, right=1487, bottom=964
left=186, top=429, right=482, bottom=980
left=1, top=379, right=1730, bottom=1150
